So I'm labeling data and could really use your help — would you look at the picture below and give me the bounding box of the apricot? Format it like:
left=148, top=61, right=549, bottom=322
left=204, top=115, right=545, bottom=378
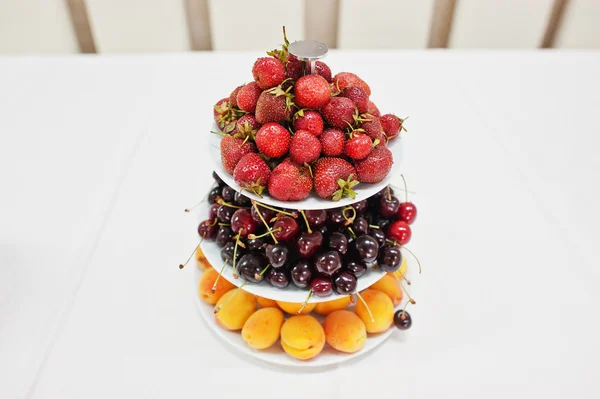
left=355, top=289, right=393, bottom=333
left=323, top=310, right=367, bottom=353
left=198, top=268, right=235, bottom=305
left=256, top=296, right=278, bottom=309
left=392, top=256, right=408, bottom=280
left=214, top=289, right=257, bottom=330
left=370, top=274, right=403, bottom=305
left=314, top=296, right=352, bottom=315
left=242, top=307, right=285, bottom=350
left=195, top=246, right=210, bottom=270
left=276, top=300, right=316, bottom=315
left=280, top=315, right=325, bottom=360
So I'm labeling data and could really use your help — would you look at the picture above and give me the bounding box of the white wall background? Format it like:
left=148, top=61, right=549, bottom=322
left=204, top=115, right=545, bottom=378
left=0, top=0, right=598, bottom=54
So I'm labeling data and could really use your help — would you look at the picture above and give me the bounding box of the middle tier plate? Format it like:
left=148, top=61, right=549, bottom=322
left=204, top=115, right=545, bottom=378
left=208, top=122, right=403, bottom=210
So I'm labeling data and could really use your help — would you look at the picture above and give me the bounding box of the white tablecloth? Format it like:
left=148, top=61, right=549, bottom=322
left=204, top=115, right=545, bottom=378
left=1, top=51, right=599, bottom=399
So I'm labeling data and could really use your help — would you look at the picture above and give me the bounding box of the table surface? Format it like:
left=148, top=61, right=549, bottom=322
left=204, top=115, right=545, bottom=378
left=1, top=50, right=599, bottom=399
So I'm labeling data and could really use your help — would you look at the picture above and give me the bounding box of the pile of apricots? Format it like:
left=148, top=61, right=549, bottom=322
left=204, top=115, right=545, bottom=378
left=195, top=247, right=409, bottom=360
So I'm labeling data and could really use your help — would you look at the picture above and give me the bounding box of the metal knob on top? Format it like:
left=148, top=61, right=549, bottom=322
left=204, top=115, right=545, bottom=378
left=288, top=40, right=328, bottom=75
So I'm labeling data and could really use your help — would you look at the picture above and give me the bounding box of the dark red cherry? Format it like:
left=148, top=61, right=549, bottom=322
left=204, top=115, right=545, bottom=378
left=266, top=267, right=291, bottom=289
left=296, top=231, right=324, bottom=258
left=352, top=217, right=369, bottom=236
left=355, top=235, right=379, bottom=263
left=398, top=202, right=417, bottom=225
left=305, top=209, right=327, bottom=228
left=246, top=236, right=267, bottom=251
left=234, top=192, right=251, bottom=206
left=328, top=232, right=348, bottom=254
left=291, top=260, right=313, bottom=288
left=208, top=203, right=219, bottom=221
left=217, top=205, right=235, bottom=223
left=221, top=186, right=235, bottom=202
left=376, top=217, right=391, bottom=231
left=216, top=225, right=233, bottom=247
left=333, top=271, right=357, bottom=294
left=352, top=199, right=368, bottom=214
left=327, top=208, right=345, bottom=225
left=231, top=208, right=258, bottom=236
left=394, top=310, right=412, bottom=330
left=208, top=187, right=221, bottom=204
left=387, top=220, right=412, bottom=245
left=344, top=258, right=367, bottom=278
left=220, top=241, right=244, bottom=264
left=377, top=244, right=402, bottom=272
left=251, top=205, right=274, bottom=223
left=212, top=171, right=225, bottom=186
left=315, top=250, right=342, bottom=276
left=379, top=195, right=400, bottom=217
left=237, top=253, right=268, bottom=283
left=265, top=243, right=289, bottom=268
left=273, top=216, right=299, bottom=241
left=368, top=228, right=386, bottom=247
left=310, top=276, right=333, bottom=297
left=198, top=220, right=217, bottom=240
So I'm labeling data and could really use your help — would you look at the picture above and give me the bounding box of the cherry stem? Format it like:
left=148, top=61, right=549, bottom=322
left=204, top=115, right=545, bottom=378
left=255, top=201, right=297, bottom=218
left=356, top=292, right=375, bottom=323
left=386, top=239, right=400, bottom=246
left=247, top=228, right=281, bottom=240
left=184, top=199, right=204, bottom=213
left=178, top=239, right=202, bottom=269
left=400, top=282, right=416, bottom=305
left=218, top=223, right=230, bottom=226
left=400, top=299, right=412, bottom=318
left=398, top=269, right=412, bottom=285
left=252, top=202, right=278, bottom=244
left=400, top=174, right=408, bottom=202
left=214, top=281, right=247, bottom=314
left=216, top=198, right=245, bottom=209
left=255, top=264, right=271, bottom=280
left=232, top=229, right=242, bottom=278
left=211, top=259, right=228, bottom=293
left=299, top=210, right=312, bottom=234
left=349, top=294, right=356, bottom=304
left=347, top=227, right=357, bottom=239
left=386, top=186, right=391, bottom=201
left=342, top=206, right=356, bottom=226
left=402, top=246, right=422, bottom=274
left=368, top=224, right=380, bottom=229
left=297, top=289, right=312, bottom=315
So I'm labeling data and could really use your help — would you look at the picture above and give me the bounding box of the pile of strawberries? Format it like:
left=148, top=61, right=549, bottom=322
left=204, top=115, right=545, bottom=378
left=214, top=28, right=406, bottom=202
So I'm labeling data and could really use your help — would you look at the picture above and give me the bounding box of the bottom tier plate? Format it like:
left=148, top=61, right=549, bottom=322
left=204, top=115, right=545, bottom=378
left=194, top=266, right=394, bottom=367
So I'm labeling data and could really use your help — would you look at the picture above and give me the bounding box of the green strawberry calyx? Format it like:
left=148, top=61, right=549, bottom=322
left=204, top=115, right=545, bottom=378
left=332, top=174, right=359, bottom=201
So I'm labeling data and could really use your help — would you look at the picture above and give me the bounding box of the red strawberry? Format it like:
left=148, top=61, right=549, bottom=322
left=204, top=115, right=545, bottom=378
left=252, top=57, right=285, bottom=90
left=290, top=130, right=321, bottom=164
left=344, top=132, right=375, bottom=160
left=360, top=115, right=386, bottom=143
left=213, top=97, right=230, bottom=129
left=233, top=114, right=261, bottom=140
left=380, top=114, right=407, bottom=140
left=255, top=122, right=291, bottom=158
left=319, top=128, right=345, bottom=156
left=293, top=110, right=324, bottom=136
left=214, top=97, right=243, bottom=132
left=286, top=54, right=304, bottom=81
left=229, top=85, right=243, bottom=108
left=255, top=85, right=294, bottom=124
left=366, top=100, right=380, bottom=117
left=220, top=135, right=257, bottom=174
left=237, top=82, right=262, bottom=113
left=355, top=146, right=393, bottom=183
left=322, top=97, right=356, bottom=128
left=315, top=61, right=332, bottom=83
left=294, top=74, right=330, bottom=109
left=268, top=158, right=312, bottom=201
left=233, top=153, right=271, bottom=196
left=341, top=86, right=369, bottom=114
left=333, top=72, right=371, bottom=96
left=313, top=157, right=358, bottom=200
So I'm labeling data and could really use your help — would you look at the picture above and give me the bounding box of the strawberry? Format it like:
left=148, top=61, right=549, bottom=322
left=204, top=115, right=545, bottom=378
left=366, top=100, right=380, bottom=117
left=268, top=158, right=312, bottom=201
left=255, top=85, right=294, bottom=124
left=355, top=145, right=393, bottom=183
left=333, top=72, right=371, bottom=96
left=233, top=114, right=261, bottom=140
left=233, top=153, right=271, bottom=196
left=313, top=157, right=358, bottom=200
left=286, top=54, right=304, bottom=81
left=294, top=74, right=330, bottom=109
left=252, top=57, right=285, bottom=90
left=315, top=61, right=332, bottom=83
left=319, top=128, right=345, bottom=156
left=237, top=82, right=262, bottom=113
left=214, top=98, right=243, bottom=132
left=344, top=132, right=375, bottom=160
left=290, top=130, right=321, bottom=164
left=229, top=85, right=244, bottom=108
left=359, top=115, right=386, bottom=143
left=322, top=97, right=356, bottom=128
left=341, top=86, right=369, bottom=114
left=380, top=114, right=407, bottom=140
left=293, top=110, right=324, bottom=136
left=255, top=122, right=291, bottom=158
left=220, top=135, right=257, bottom=174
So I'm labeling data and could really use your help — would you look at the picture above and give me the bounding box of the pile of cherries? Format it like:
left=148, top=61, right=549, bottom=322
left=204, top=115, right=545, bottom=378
left=197, top=172, right=417, bottom=298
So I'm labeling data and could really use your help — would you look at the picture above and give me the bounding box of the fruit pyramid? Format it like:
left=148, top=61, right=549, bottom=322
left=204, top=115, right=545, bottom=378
left=213, top=27, right=406, bottom=201
left=184, top=28, right=420, bottom=362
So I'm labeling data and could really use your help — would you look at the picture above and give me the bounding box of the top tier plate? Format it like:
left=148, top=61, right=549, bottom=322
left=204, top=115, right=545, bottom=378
left=208, top=123, right=403, bottom=210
